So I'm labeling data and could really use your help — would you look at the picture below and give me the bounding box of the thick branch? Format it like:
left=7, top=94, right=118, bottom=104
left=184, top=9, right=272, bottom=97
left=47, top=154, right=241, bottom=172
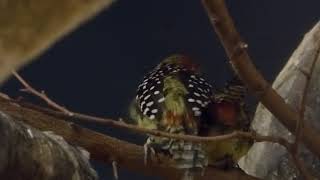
left=0, top=109, right=97, bottom=180
left=0, top=0, right=115, bottom=84
left=201, top=0, right=320, bottom=158
left=0, top=95, right=259, bottom=180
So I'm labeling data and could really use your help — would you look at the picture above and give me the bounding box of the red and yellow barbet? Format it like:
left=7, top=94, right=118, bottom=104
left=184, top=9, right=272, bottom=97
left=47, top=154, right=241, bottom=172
left=129, top=54, right=252, bottom=179
left=205, top=76, right=253, bottom=167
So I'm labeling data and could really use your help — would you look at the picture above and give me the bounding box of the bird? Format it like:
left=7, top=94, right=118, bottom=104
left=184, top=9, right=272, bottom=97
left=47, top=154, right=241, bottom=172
left=204, top=76, right=253, bottom=168
left=129, top=55, right=253, bottom=178
left=129, top=54, right=214, bottom=179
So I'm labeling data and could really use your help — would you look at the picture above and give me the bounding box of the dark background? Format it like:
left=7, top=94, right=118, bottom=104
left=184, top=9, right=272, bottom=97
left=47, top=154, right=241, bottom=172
left=1, top=1, right=319, bottom=179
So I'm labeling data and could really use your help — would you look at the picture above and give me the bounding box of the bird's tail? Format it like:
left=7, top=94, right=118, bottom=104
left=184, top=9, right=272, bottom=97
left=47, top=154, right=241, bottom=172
left=148, top=136, right=207, bottom=179
left=170, top=140, right=207, bottom=169
left=168, top=138, right=207, bottom=180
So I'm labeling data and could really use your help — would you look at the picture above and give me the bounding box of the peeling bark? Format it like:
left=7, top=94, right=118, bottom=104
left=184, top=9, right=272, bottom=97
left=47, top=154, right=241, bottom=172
left=0, top=110, right=97, bottom=180
left=239, top=22, right=320, bottom=179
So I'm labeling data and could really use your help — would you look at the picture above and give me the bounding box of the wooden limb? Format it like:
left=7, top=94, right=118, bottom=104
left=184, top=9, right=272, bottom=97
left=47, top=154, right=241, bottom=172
left=0, top=0, right=115, bottom=84
left=0, top=109, right=97, bottom=180
left=0, top=95, right=260, bottom=180
left=201, top=0, right=320, bottom=159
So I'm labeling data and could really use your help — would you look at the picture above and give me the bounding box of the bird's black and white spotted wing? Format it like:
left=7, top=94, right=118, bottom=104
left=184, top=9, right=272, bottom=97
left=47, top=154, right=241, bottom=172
left=136, top=62, right=213, bottom=134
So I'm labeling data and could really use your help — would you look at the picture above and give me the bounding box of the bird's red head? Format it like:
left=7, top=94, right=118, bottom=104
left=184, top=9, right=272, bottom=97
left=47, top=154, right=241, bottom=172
left=210, top=101, right=240, bottom=127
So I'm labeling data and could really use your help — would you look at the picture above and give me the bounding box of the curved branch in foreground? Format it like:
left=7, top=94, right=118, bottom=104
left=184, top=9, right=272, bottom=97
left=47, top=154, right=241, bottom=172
left=0, top=95, right=259, bottom=180
left=201, top=0, right=320, bottom=158
left=0, top=0, right=115, bottom=84
left=0, top=110, right=97, bottom=180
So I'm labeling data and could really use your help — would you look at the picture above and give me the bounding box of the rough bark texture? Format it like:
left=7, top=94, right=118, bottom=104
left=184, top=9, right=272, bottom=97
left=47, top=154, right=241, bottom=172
left=239, top=22, right=320, bottom=179
left=0, top=109, right=98, bottom=180
left=0, top=0, right=115, bottom=84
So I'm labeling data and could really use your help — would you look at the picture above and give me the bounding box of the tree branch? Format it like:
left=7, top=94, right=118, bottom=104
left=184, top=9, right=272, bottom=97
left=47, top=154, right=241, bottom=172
left=0, top=95, right=260, bottom=180
left=201, top=0, right=320, bottom=159
left=0, top=0, right=116, bottom=84
left=12, top=72, right=291, bottom=147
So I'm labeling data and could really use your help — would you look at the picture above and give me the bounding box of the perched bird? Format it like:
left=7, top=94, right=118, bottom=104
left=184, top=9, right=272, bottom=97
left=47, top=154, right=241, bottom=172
left=129, top=54, right=214, bottom=178
left=204, top=76, right=253, bottom=168
left=129, top=55, right=253, bottom=178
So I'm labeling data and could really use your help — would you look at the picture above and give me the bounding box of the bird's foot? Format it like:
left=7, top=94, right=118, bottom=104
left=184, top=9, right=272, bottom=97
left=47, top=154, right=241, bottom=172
left=143, top=140, right=156, bottom=165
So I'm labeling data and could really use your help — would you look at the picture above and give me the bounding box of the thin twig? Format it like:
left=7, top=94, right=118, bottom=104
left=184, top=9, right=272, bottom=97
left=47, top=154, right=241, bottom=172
left=294, top=48, right=320, bottom=153
left=12, top=71, right=74, bottom=116
left=12, top=72, right=292, bottom=147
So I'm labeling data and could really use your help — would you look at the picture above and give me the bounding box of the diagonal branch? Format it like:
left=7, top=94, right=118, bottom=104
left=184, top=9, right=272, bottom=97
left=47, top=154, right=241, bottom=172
left=201, top=1, right=318, bottom=179
left=201, top=0, right=320, bottom=159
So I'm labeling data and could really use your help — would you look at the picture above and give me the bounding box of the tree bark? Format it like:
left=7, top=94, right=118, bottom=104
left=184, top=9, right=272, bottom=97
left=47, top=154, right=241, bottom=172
left=0, top=107, right=98, bottom=180
left=0, top=0, right=115, bottom=84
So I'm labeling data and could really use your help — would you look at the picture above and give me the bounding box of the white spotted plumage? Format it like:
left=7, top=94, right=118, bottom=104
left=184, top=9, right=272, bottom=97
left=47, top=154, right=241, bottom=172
left=134, top=55, right=215, bottom=177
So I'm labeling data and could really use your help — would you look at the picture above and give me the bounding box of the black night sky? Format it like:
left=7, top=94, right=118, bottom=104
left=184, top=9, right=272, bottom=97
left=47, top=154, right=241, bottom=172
left=1, top=1, right=320, bottom=179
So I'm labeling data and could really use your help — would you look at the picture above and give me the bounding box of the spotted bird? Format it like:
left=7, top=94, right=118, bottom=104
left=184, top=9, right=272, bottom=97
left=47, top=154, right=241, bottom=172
left=129, top=54, right=214, bottom=178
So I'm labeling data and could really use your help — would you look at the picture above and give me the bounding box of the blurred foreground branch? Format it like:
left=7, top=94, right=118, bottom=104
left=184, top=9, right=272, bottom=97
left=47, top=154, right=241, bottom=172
left=0, top=0, right=115, bottom=84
